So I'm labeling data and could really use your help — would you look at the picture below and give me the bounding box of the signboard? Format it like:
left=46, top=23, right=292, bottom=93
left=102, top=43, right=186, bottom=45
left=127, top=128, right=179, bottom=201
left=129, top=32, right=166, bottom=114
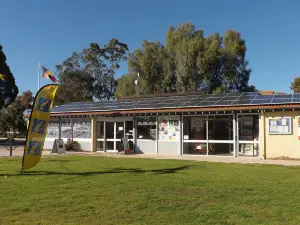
left=269, top=117, right=292, bottom=135
left=158, top=116, right=180, bottom=141
left=52, top=139, right=66, bottom=154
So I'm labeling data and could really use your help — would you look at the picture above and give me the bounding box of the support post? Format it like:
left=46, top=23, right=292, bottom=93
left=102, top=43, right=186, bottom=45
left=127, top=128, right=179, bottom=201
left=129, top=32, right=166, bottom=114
left=233, top=114, right=238, bottom=157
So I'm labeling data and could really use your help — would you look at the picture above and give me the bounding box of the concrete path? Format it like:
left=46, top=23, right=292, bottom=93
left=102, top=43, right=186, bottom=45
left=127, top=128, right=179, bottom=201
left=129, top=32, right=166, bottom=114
left=67, top=151, right=300, bottom=167
left=1, top=147, right=300, bottom=167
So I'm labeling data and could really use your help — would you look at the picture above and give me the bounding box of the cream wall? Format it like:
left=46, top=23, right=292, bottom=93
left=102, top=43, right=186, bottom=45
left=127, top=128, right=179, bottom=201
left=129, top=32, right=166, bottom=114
left=264, top=111, right=300, bottom=159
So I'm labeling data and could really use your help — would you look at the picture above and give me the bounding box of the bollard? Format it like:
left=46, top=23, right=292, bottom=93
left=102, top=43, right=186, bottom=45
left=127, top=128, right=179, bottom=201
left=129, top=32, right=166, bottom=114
left=9, top=138, right=12, bottom=157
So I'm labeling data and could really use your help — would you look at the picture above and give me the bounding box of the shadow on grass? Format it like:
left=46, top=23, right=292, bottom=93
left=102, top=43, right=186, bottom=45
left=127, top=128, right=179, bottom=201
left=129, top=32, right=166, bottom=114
left=1, top=165, right=195, bottom=177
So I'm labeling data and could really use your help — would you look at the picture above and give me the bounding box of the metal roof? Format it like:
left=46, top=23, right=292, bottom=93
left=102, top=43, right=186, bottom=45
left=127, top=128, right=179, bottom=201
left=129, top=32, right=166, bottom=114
left=49, top=92, right=300, bottom=115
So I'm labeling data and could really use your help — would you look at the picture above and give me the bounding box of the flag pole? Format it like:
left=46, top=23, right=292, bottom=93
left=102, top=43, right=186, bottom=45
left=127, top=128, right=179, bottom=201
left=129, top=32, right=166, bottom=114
left=38, top=62, right=40, bottom=91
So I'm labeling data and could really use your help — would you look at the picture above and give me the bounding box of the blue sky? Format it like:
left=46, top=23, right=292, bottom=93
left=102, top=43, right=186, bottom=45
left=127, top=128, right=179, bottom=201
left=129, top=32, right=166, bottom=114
left=1, top=0, right=300, bottom=94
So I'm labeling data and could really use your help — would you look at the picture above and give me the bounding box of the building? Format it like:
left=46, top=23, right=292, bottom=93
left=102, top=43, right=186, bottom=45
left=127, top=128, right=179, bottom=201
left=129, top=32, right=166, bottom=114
left=43, top=91, right=300, bottom=159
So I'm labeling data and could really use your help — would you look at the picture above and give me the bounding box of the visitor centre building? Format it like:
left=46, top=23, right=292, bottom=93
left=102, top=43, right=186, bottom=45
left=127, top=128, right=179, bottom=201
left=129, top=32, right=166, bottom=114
left=43, top=91, right=300, bottom=159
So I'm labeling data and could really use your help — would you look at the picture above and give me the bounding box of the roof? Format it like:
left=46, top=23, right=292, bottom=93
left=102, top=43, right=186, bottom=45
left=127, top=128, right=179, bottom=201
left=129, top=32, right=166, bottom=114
left=48, top=92, right=300, bottom=116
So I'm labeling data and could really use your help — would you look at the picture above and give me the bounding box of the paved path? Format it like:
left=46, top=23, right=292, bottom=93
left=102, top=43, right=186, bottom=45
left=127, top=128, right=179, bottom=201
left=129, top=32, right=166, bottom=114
left=68, top=151, right=300, bottom=167
left=2, top=147, right=300, bottom=167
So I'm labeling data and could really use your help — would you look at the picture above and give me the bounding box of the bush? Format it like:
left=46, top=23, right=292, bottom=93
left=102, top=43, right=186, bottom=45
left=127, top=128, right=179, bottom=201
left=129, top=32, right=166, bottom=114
left=65, top=139, right=81, bottom=151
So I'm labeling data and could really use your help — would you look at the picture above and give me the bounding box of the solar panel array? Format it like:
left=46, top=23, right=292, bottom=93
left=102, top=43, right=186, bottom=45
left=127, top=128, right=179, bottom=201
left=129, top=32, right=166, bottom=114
left=51, top=92, right=300, bottom=114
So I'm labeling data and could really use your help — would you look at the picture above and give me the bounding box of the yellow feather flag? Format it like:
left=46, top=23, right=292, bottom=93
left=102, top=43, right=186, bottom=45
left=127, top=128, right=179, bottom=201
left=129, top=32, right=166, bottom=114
left=22, top=84, right=58, bottom=171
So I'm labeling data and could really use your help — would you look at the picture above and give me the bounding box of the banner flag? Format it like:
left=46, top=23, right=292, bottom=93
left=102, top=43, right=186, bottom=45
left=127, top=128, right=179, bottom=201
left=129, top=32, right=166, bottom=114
left=22, top=84, right=58, bottom=170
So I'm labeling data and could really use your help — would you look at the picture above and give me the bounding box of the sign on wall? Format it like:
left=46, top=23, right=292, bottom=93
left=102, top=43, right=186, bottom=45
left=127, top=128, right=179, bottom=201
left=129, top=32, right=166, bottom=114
left=159, top=116, right=180, bottom=141
left=269, top=117, right=292, bottom=135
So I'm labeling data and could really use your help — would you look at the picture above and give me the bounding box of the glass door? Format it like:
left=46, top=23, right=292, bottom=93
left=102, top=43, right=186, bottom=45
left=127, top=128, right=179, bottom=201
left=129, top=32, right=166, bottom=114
left=96, top=121, right=105, bottom=151
left=106, top=122, right=115, bottom=151
left=116, top=122, right=124, bottom=151
left=95, top=119, right=134, bottom=152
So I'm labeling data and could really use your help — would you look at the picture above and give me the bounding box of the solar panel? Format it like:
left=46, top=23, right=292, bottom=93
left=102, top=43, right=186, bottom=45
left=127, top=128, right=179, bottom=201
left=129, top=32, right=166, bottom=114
left=220, top=96, right=239, bottom=101
left=251, top=99, right=272, bottom=105
left=273, top=94, right=293, bottom=99
left=254, top=95, right=273, bottom=100
left=214, top=100, right=235, bottom=106
left=292, top=98, right=300, bottom=103
left=271, top=98, right=292, bottom=103
left=200, top=101, right=218, bottom=106
left=49, top=92, right=300, bottom=114
left=232, top=99, right=253, bottom=105
left=227, top=92, right=244, bottom=97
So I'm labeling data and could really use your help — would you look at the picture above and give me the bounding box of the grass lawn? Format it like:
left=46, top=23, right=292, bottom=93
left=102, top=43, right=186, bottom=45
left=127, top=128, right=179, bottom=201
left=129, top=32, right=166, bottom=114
left=1, top=156, right=300, bottom=225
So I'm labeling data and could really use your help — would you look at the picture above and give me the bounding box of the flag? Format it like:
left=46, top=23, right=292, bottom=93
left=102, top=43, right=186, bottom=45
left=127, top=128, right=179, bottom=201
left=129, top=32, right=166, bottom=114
left=0, top=74, right=5, bottom=81
left=41, top=66, right=57, bottom=83
left=22, top=84, right=58, bottom=171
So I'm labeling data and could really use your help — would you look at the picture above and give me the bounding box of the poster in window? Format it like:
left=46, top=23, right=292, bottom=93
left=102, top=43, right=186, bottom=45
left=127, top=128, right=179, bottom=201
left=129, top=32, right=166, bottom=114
left=46, top=122, right=59, bottom=138
left=73, top=120, right=91, bottom=138
left=159, top=116, right=180, bottom=141
left=61, top=120, right=72, bottom=138
left=269, top=117, right=292, bottom=134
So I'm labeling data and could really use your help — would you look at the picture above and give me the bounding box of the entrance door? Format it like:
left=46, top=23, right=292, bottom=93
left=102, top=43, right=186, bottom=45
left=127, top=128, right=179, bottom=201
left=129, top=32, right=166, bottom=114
left=116, top=122, right=124, bottom=151
left=96, top=119, right=134, bottom=152
left=106, top=122, right=115, bottom=151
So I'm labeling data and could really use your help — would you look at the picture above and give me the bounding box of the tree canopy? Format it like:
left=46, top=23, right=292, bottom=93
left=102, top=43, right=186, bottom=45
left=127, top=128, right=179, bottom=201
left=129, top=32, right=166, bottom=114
left=0, top=90, right=33, bottom=135
left=55, top=39, right=128, bottom=105
left=0, top=45, right=19, bottom=108
left=291, top=77, right=300, bottom=93
left=116, top=22, right=255, bottom=98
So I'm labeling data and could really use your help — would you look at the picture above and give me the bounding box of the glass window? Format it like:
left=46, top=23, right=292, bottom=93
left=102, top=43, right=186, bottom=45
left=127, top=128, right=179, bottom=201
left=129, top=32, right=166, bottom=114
left=208, top=116, right=233, bottom=141
left=116, top=122, right=124, bottom=139
left=97, top=141, right=104, bottom=151
left=106, top=122, right=114, bottom=139
left=96, top=121, right=104, bottom=139
left=125, top=121, right=134, bottom=139
left=238, top=115, right=259, bottom=141
left=239, top=143, right=259, bottom=156
left=183, top=143, right=207, bottom=155
left=183, top=116, right=206, bottom=140
left=137, top=117, right=157, bottom=140
left=208, top=143, right=234, bottom=156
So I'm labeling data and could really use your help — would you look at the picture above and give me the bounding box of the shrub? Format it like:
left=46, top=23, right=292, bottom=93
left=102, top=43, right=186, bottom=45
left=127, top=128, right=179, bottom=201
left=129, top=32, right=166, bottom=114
left=65, top=139, right=81, bottom=151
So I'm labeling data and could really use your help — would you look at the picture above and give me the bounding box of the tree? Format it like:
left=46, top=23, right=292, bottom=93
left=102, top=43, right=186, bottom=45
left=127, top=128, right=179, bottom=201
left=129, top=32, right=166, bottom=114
left=54, top=70, right=94, bottom=105
left=0, top=91, right=33, bottom=135
left=115, top=73, right=136, bottom=98
left=55, top=39, right=128, bottom=104
left=291, top=77, right=300, bottom=93
left=0, top=45, right=19, bottom=108
left=117, top=22, right=255, bottom=98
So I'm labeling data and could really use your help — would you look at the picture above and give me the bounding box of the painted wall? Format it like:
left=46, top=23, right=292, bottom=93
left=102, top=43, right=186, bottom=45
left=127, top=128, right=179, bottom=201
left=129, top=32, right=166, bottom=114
left=264, top=111, right=300, bottom=158
left=158, top=141, right=179, bottom=154
left=135, top=140, right=156, bottom=154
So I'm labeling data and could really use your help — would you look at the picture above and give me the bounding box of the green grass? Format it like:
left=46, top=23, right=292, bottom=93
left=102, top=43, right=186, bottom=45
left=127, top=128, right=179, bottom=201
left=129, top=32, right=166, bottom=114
left=1, top=156, right=300, bottom=225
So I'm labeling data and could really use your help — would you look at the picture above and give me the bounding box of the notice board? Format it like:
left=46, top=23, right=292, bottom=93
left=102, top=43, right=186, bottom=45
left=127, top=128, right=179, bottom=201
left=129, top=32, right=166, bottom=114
left=269, top=117, right=292, bottom=135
